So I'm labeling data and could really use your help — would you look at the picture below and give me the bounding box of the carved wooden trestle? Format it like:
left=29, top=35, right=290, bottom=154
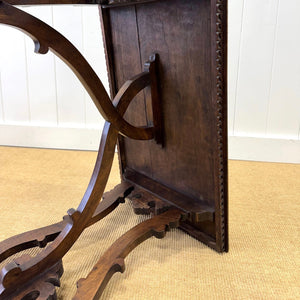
left=0, top=0, right=228, bottom=299
left=0, top=2, right=177, bottom=298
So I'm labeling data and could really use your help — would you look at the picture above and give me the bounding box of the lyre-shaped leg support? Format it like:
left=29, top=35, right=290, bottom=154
left=0, top=2, right=171, bottom=299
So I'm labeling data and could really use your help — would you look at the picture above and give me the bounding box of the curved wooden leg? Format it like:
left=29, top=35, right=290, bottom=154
left=74, top=208, right=186, bottom=300
left=0, top=3, right=162, bottom=299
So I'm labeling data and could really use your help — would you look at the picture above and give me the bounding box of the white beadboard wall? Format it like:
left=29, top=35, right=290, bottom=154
left=0, top=5, right=107, bottom=151
left=0, top=1, right=300, bottom=163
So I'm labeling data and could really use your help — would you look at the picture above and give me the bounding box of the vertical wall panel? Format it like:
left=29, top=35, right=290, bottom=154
left=22, top=6, right=58, bottom=125
left=266, top=0, right=300, bottom=139
left=0, top=25, right=29, bottom=123
left=82, top=5, right=108, bottom=128
left=234, top=0, right=279, bottom=136
left=52, top=5, right=85, bottom=126
left=228, top=0, right=244, bottom=135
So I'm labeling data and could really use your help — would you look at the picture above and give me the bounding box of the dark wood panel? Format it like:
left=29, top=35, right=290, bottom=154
left=130, top=0, right=216, bottom=204
left=100, top=0, right=228, bottom=252
left=108, top=6, right=153, bottom=173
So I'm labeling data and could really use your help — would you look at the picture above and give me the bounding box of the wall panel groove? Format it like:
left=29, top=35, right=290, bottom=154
left=265, top=0, right=280, bottom=135
left=233, top=0, right=279, bottom=137
left=0, top=71, right=4, bottom=122
left=265, top=0, right=300, bottom=140
left=0, top=26, right=30, bottom=123
left=23, top=35, right=32, bottom=123
left=229, top=0, right=244, bottom=136
left=23, top=6, right=58, bottom=125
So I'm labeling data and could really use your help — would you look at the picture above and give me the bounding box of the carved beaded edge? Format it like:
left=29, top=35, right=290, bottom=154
left=216, top=0, right=227, bottom=252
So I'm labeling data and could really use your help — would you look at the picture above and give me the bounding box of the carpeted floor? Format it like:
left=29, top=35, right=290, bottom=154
left=0, top=146, right=299, bottom=299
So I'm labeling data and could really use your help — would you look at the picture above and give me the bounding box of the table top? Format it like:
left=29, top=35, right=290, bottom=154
left=3, top=0, right=158, bottom=5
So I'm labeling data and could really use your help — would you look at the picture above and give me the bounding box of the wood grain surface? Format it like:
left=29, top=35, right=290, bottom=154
left=100, top=0, right=228, bottom=252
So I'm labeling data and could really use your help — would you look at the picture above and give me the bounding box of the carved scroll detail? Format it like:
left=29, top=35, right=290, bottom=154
left=1, top=255, right=63, bottom=300
left=128, top=186, right=173, bottom=215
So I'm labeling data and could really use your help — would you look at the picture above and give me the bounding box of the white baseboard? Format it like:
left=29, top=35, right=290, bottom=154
left=0, top=124, right=299, bottom=163
left=229, top=136, right=300, bottom=164
left=0, top=123, right=102, bottom=151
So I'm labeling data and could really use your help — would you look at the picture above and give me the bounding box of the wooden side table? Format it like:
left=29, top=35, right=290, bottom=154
left=0, top=1, right=228, bottom=299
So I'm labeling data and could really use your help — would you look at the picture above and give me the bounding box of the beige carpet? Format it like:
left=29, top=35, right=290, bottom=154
left=0, top=146, right=299, bottom=300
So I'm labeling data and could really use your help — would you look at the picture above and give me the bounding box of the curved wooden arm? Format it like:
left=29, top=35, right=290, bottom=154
left=0, top=1, right=154, bottom=140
